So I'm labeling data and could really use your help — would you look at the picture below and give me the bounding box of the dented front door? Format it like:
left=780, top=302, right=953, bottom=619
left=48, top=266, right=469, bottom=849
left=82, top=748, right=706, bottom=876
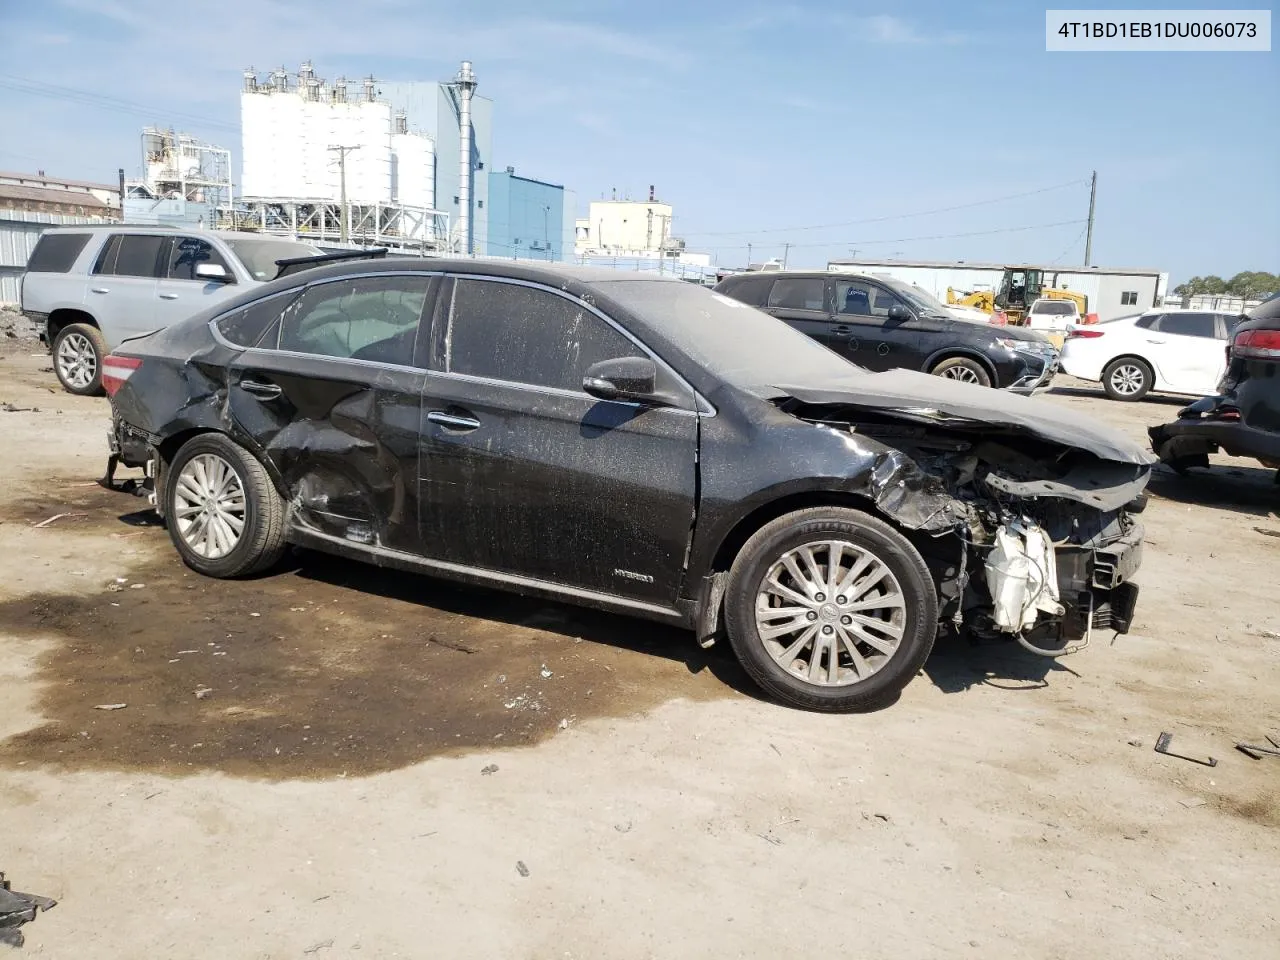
left=225, top=274, right=434, bottom=552
left=416, top=277, right=699, bottom=606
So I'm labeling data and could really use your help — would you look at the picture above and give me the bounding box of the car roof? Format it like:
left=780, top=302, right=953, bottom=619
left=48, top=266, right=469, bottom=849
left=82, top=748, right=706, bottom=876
left=268, top=256, right=686, bottom=288
left=38, top=224, right=321, bottom=243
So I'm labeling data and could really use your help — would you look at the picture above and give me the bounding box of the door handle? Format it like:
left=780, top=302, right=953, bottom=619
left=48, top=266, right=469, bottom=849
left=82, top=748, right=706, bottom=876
left=1145, top=338, right=1166, bottom=344
left=832, top=325, right=852, bottom=335
left=90, top=287, right=109, bottom=294
left=427, top=410, right=481, bottom=431
left=159, top=293, right=179, bottom=300
left=239, top=379, right=283, bottom=400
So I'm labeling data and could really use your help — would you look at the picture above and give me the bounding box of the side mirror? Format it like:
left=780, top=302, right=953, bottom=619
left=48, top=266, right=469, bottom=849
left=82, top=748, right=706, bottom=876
left=887, top=303, right=913, bottom=322
left=195, top=263, right=231, bottom=283
left=582, top=356, right=658, bottom=402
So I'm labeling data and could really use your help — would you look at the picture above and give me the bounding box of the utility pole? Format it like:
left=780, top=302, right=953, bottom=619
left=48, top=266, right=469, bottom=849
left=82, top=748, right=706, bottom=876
left=782, top=242, right=790, bottom=269
left=1084, top=169, right=1097, bottom=267
left=747, top=242, right=753, bottom=268
left=328, top=144, right=361, bottom=243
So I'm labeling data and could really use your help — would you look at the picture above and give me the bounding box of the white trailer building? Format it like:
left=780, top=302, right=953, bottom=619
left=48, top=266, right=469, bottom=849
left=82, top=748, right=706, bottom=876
left=827, top=258, right=1168, bottom=322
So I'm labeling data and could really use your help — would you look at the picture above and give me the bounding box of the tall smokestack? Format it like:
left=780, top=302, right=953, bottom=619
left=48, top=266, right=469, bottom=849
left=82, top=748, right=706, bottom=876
left=454, top=60, right=478, bottom=255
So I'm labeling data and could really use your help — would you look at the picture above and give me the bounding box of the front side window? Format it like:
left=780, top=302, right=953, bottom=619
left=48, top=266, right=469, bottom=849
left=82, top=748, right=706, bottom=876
left=767, top=278, right=825, bottom=311
left=94, top=235, right=166, bottom=278
left=446, top=278, right=634, bottom=392
left=836, top=280, right=902, bottom=318
left=167, top=237, right=234, bottom=282
left=1155, top=312, right=1216, bottom=338
left=278, top=275, right=430, bottom=364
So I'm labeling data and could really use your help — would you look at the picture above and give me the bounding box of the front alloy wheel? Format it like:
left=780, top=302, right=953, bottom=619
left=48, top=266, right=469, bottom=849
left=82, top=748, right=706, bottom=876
left=724, top=507, right=938, bottom=712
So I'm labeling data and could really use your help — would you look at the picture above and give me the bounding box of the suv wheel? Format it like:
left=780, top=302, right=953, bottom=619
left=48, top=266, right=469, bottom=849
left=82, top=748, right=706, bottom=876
left=724, top=507, right=938, bottom=712
left=929, top=356, right=991, bottom=387
left=164, top=433, right=289, bottom=578
left=1102, top=357, right=1153, bottom=401
left=53, top=323, right=107, bottom=396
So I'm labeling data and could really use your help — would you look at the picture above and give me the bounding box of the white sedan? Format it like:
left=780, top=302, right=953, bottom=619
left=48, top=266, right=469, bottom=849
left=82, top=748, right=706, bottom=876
left=1059, top=308, right=1243, bottom=401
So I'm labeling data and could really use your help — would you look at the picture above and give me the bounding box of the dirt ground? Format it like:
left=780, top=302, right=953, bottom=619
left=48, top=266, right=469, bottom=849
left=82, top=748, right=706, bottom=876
left=1, top=336, right=1277, bottom=958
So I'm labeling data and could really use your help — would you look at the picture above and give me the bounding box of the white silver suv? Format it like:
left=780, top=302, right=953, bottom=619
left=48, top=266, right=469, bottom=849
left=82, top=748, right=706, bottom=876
left=21, top=226, right=322, bottom=395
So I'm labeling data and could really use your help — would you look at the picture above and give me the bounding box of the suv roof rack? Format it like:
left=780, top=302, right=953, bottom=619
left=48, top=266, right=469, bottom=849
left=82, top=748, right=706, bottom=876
left=273, top=247, right=390, bottom=279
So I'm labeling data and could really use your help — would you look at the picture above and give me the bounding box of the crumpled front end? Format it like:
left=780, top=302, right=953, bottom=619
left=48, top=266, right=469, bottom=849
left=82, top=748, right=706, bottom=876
left=777, top=397, right=1151, bottom=656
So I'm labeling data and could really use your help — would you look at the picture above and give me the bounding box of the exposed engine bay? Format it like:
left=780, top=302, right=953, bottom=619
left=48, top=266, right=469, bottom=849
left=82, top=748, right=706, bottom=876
left=775, top=398, right=1149, bottom=657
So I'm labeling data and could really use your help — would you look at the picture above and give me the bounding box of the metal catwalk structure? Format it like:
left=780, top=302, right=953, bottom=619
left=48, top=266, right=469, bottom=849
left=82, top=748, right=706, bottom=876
left=235, top=198, right=451, bottom=253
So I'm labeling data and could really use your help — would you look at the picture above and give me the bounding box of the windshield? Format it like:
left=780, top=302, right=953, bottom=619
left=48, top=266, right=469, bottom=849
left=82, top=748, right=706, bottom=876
left=591, top=279, right=860, bottom=388
left=883, top=280, right=948, bottom=315
left=224, top=237, right=323, bottom=281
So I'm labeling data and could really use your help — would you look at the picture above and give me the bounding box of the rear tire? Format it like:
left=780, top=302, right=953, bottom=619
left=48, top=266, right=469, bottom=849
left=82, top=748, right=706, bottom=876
left=723, top=507, right=938, bottom=712
left=52, top=322, right=107, bottom=396
left=164, top=433, right=289, bottom=578
left=1102, top=357, right=1153, bottom=401
left=929, top=356, right=992, bottom=387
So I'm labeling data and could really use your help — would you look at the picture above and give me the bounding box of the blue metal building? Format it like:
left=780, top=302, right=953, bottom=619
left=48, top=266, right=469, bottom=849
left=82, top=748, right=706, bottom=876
left=486, top=168, right=575, bottom=261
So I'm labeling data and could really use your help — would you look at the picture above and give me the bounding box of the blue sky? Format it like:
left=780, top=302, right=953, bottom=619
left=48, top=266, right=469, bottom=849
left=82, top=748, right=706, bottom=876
left=0, top=0, right=1275, bottom=282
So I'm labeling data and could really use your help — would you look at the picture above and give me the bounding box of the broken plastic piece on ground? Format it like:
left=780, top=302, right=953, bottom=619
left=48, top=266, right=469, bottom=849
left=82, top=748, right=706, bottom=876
left=0, top=873, right=57, bottom=946
left=32, top=512, right=87, bottom=528
left=1154, top=731, right=1217, bottom=767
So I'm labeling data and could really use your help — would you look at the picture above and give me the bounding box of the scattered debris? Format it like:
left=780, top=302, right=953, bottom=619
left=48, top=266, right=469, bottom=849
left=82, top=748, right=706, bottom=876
left=93, top=703, right=127, bottom=711
left=756, top=833, right=783, bottom=846
left=32, top=512, right=87, bottom=528
left=1253, top=526, right=1280, bottom=539
left=1, top=403, right=37, bottom=413
left=873, top=812, right=891, bottom=822
left=194, top=687, right=213, bottom=700
left=481, top=764, right=499, bottom=775
left=1259, top=629, right=1280, bottom=640
left=515, top=861, right=530, bottom=878
left=426, top=634, right=477, bottom=655
left=130, top=583, right=146, bottom=590
left=1127, top=738, right=1144, bottom=748
left=1178, top=797, right=1208, bottom=809
left=1154, top=731, right=1217, bottom=767
left=540, top=664, right=553, bottom=679
left=303, top=939, right=334, bottom=955
left=0, top=872, right=57, bottom=947
left=614, top=821, right=633, bottom=834
left=1235, top=742, right=1280, bottom=760
left=249, top=612, right=261, bottom=618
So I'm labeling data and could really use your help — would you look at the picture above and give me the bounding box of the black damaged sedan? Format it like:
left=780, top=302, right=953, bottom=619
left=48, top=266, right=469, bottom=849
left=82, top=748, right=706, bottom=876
left=104, top=258, right=1154, bottom=711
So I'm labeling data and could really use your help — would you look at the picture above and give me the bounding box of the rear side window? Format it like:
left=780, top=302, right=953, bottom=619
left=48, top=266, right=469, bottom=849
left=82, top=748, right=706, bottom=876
left=722, top=276, right=772, bottom=306
left=27, top=233, right=90, bottom=272
left=768, top=278, right=826, bottom=311
left=216, top=292, right=298, bottom=348
left=94, top=235, right=165, bottom=278
left=446, top=278, right=634, bottom=392
left=1133, top=314, right=1158, bottom=329
left=279, top=276, right=430, bottom=364
left=167, top=237, right=234, bottom=282
left=1155, top=312, right=1216, bottom=338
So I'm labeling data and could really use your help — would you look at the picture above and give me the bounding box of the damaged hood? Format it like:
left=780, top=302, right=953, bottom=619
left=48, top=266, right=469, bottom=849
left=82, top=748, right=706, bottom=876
left=764, top=368, right=1157, bottom=466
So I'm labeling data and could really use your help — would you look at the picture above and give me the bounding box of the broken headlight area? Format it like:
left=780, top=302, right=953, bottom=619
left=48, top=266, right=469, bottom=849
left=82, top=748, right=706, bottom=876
left=795, top=408, right=1150, bottom=656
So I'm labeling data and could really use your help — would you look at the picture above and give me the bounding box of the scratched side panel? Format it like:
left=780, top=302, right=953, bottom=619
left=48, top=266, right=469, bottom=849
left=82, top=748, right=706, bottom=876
left=417, top=373, right=698, bottom=605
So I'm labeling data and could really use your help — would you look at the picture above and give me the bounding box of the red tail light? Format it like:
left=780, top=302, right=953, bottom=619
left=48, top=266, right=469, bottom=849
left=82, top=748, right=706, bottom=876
left=1083, top=313, right=1099, bottom=324
left=1233, top=329, right=1280, bottom=360
left=102, top=354, right=142, bottom=397
left=1067, top=328, right=1105, bottom=339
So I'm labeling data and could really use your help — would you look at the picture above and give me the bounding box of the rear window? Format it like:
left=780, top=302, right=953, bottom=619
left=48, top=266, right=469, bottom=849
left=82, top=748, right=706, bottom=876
left=1034, top=301, right=1076, bottom=315
left=27, top=233, right=91, bottom=273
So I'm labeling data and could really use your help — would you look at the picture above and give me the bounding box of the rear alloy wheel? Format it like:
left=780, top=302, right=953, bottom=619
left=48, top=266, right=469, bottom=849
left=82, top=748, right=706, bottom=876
left=165, top=433, right=288, bottom=578
left=1102, top=357, right=1153, bottom=401
left=52, top=323, right=107, bottom=396
left=724, top=508, right=938, bottom=712
left=929, top=356, right=992, bottom=387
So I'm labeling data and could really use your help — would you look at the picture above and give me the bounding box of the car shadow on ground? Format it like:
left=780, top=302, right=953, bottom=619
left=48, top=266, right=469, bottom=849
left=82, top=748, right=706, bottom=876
left=282, top=548, right=762, bottom=700
left=1045, top=384, right=1188, bottom=406
left=1146, top=463, right=1280, bottom=519
left=923, top=632, right=1079, bottom=694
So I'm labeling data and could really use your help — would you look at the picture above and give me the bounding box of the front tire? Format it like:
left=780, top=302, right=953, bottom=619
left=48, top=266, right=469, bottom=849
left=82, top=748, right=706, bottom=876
left=930, top=356, right=992, bottom=387
left=164, top=433, right=289, bottom=578
left=724, top=507, right=938, bottom=712
left=1102, top=357, right=1153, bottom=401
left=52, top=323, right=107, bottom=396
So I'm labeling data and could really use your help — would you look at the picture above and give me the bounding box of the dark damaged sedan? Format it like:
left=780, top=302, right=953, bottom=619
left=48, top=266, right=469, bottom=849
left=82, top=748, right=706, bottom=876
left=104, top=259, right=1154, bottom=711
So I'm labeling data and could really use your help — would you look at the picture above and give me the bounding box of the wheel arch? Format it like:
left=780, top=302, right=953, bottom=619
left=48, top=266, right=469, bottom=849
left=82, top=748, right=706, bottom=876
left=923, top=347, right=999, bottom=386
left=47, top=308, right=99, bottom=341
left=154, top=426, right=290, bottom=515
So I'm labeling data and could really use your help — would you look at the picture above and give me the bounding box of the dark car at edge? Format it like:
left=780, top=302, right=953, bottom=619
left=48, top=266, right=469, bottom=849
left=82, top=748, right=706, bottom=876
left=1150, top=291, right=1280, bottom=479
left=102, top=259, right=1151, bottom=712
left=714, top=270, right=1059, bottom=392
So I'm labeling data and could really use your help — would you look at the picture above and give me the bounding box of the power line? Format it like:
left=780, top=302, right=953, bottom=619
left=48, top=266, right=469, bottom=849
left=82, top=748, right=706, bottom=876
left=1049, top=224, right=1089, bottom=265
left=681, top=178, right=1091, bottom=239
left=720, top=218, right=1089, bottom=252
left=0, top=74, right=239, bottom=132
